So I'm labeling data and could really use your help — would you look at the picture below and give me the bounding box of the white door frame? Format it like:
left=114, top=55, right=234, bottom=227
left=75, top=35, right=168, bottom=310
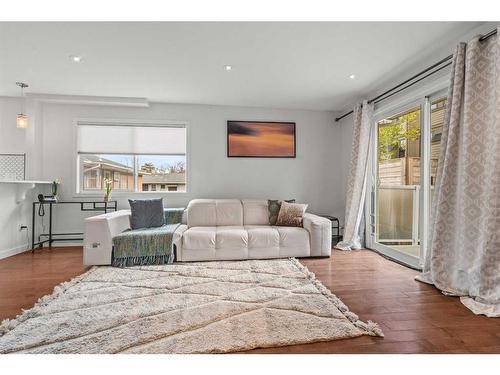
left=365, top=98, right=424, bottom=269
left=420, top=90, right=448, bottom=266
left=365, top=85, right=448, bottom=269
left=419, top=97, right=431, bottom=267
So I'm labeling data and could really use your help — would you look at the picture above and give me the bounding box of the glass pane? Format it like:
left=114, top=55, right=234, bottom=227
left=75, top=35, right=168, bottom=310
left=137, top=155, right=187, bottom=192
left=430, top=98, right=447, bottom=206
left=376, top=106, right=421, bottom=258
left=81, top=154, right=134, bottom=192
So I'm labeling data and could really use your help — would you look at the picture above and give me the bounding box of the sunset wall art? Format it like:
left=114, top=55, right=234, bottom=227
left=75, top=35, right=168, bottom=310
left=227, top=121, right=296, bottom=158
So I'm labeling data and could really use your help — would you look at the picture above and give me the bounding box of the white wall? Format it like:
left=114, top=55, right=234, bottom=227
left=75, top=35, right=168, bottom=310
left=0, top=98, right=50, bottom=258
left=0, top=184, right=51, bottom=258
left=0, top=98, right=28, bottom=153
left=0, top=98, right=343, bottom=252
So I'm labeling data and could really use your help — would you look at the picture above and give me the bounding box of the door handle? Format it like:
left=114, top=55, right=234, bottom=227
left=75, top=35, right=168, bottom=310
left=370, top=190, right=375, bottom=216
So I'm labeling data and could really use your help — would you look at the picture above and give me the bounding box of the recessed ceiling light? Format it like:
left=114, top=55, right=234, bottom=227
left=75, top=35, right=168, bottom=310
left=70, top=55, right=83, bottom=63
left=223, top=65, right=233, bottom=71
left=349, top=74, right=356, bottom=79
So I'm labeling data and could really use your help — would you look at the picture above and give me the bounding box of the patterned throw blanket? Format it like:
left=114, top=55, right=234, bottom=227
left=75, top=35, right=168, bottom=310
left=112, top=208, right=184, bottom=267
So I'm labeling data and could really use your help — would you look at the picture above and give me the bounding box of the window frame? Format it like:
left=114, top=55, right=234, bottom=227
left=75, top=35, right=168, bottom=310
left=73, top=118, right=189, bottom=197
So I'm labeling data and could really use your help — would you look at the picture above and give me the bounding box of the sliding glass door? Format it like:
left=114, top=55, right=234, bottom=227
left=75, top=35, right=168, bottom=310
left=366, top=93, right=447, bottom=269
left=370, top=104, right=423, bottom=267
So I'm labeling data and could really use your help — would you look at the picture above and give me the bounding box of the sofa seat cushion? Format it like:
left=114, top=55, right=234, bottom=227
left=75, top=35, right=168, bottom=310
left=245, top=225, right=280, bottom=259
left=276, top=226, right=310, bottom=256
left=182, top=225, right=310, bottom=259
left=182, top=227, right=216, bottom=250
left=183, top=225, right=309, bottom=251
left=183, top=226, right=248, bottom=250
left=246, top=226, right=280, bottom=249
left=215, top=226, right=248, bottom=249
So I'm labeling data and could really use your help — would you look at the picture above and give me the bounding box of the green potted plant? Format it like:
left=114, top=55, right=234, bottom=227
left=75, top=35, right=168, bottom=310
left=103, top=178, right=113, bottom=202
left=52, top=179, right=60, bottom=200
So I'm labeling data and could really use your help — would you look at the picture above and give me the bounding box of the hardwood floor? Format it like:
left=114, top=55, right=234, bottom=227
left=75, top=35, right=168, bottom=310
left=0, top=247, right=89, bottom=321
left=0, top=247, right=498, bottom=353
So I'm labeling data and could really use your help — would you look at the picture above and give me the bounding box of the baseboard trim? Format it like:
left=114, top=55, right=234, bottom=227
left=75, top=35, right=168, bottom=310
left=0, top=243, right=30, bottom=260
left=46, top=241, right=83, bottom=247
left=0, top=241, right=83, bottom=260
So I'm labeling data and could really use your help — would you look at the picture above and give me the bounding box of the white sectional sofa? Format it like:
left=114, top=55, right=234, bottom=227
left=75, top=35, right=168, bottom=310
left=83, top=199, right=332, bottom=265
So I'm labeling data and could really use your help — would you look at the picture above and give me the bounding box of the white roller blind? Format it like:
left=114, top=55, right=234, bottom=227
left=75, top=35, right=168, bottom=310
left=77, top=123, right=186, bottom=154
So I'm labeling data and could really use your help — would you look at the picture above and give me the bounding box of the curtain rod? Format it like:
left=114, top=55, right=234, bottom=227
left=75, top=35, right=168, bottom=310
left=335, top=28, right=498, bottom=122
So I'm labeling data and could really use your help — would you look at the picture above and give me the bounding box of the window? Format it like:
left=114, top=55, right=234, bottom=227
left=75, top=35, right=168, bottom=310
left=119, top=173, right=129, bottom=190
left=137, top=155, right=187, bottom=193
left=83, top=167, right=99, bottom=189
left=376, top=106, right=422, bottom=255
left=77, top=122, right=187, bottom=193
left=80, top=154, right=134, bottom=192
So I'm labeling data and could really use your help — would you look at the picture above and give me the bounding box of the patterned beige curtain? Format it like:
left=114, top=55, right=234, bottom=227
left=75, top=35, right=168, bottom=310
left=417, top=29, right=500, bottom=317
left=336, top=101, right=374, bottom=251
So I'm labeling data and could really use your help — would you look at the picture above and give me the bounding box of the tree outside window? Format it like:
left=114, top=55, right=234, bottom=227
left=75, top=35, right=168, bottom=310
left=378, top=109, right=420, bottom=161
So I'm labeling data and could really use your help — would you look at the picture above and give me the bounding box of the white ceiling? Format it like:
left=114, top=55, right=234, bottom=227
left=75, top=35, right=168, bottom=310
left=0, top=22, right=483, bottom=111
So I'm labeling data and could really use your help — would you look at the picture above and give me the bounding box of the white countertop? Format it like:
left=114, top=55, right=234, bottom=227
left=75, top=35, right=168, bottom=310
left=0, top=180, right=53, bottom=184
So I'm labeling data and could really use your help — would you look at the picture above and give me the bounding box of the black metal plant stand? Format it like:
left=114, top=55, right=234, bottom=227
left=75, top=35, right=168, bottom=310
left=31, top=200, right=118, bottom=251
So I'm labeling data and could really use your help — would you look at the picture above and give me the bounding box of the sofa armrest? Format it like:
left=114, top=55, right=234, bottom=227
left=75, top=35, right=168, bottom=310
left=83, top=210, right=131, bottom=265
left=172, top=224, right=188, bottom=261
left=303, top=213, right=332, bottom=257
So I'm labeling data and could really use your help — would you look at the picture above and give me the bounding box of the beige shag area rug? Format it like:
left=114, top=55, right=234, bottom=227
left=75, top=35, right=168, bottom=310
left=0, top=258, right=383, bottom=354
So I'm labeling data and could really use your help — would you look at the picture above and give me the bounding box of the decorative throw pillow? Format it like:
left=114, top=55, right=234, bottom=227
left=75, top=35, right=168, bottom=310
left=129, top=198, right=165, bottom=229
left=276, top=201, right=308, bottom=227
left=268, top=199, right=295, bottom=225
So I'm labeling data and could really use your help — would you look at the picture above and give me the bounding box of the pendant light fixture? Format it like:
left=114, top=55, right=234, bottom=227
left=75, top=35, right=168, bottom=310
left=16, top=82, right=29, bottom=129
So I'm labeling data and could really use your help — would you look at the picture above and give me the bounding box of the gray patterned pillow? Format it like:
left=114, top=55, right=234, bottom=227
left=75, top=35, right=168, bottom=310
left=268, top=199, right=295, bottom=225
left=129, top=198, right=165, bottom=229
left=276, top=201, right=308, bottom=227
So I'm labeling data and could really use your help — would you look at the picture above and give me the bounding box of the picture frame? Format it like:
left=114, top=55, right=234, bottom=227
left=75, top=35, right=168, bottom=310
left=227, top=121, right=296, bottom=158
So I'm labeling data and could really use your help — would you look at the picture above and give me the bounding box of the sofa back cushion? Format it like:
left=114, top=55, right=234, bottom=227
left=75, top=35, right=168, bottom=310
left=187, top=199, right=243, bottom=227
left=242, top=200, right=269, bottom=225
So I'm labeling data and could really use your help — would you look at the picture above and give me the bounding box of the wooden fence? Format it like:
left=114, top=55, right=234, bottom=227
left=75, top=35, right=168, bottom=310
left=379, top=157, right=437, bottom=185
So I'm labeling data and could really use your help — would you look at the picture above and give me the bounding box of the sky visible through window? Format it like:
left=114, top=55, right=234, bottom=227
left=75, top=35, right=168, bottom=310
left=102, top=155, right=185, bottom=170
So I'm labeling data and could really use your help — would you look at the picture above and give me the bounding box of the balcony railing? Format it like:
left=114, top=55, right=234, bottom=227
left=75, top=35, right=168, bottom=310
left=377, top=185, right=420, bottom=246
